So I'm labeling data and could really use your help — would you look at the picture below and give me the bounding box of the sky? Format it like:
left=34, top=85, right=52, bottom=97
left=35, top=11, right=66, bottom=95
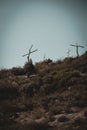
left=0, top=0, right=87, bottom=69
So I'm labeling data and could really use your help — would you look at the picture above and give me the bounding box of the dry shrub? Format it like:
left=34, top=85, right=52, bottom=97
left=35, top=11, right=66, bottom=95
left=0, top=80, right=19, bottom=100
left=0, top=122, right=53, bottom=130
left=23, top=84, right=34, bottom=97
left=71, top=70, right=80, bottom=77
left=74, top=117, right=87, bottom=128
left=40, top=84, right=56, bottom=95
left=25, top=104, right=33, bottom=111
left=19, top=121, right=52, bottom=130
left=43, top=75, right=53, bottom=84
left=35, top=59, right=52, bottom=75
left=56, top=59, right=62, bottom=64
left=24, top=62, right=35, bottom=75
left=49, top=105, right=63, bottom=115
left=75, top=94, right=87, bottom=107
left=63, top=57, right=74, bottom=65
left=84, top=111, right=87, bottom=117
left=11, top=67, right=24, bottom=75
left=23, top=78, right=41, bottom=97
left=0, top=69, right=11, bottom=79
left=58, top=115, right=69, bottom=122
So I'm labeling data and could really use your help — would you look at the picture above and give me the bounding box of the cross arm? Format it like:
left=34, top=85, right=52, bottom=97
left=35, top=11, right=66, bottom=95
left=30, top=49, right=38, bottom=54
left=22, top=53, right=29, bottom=57
left=29, top=44, right=33, bottom=53
left=78, top=45, right=84, bottom=48
left=70, top=44, right=76, bottom=47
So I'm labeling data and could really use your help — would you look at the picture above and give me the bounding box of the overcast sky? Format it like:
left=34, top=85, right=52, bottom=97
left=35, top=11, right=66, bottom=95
left=0, top=0, right=87, bottom=69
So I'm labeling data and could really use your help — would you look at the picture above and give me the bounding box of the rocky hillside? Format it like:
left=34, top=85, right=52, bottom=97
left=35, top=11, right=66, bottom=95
left=0, top=52, right=87, bottom=130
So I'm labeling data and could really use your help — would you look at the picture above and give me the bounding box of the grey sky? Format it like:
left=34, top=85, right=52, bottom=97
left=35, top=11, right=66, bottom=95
left=0, top=0, right=87, bottom=69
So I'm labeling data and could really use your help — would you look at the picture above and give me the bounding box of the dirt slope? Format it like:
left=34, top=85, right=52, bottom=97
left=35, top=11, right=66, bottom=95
left=0, top=52, right=87, bottom=130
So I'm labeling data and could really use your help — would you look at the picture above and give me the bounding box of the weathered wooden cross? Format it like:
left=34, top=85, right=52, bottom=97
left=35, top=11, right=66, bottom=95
left=67, top=49, right=71, bottom=57
left=70, top=43, right=84, bottom=57
left=22, top=45, right=38, bottom=62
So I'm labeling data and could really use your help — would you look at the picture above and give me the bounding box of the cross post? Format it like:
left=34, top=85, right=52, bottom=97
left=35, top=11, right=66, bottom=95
left=22, top=44, right=38, bottom=62
left=70, top=43, right=84, bottom=57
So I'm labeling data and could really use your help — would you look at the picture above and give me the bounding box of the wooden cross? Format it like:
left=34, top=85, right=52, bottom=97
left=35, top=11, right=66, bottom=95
left=67, top=49, right=71, bottom=57
left=44, top=53, right=46, bottom=61
left=70, top=43, right=84, bottom=57
left=22, top=45, right=38, bottom=62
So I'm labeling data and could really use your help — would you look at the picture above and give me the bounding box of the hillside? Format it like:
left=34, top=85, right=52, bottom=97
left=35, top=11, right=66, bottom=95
left=0, top=52, right=87, bottom=130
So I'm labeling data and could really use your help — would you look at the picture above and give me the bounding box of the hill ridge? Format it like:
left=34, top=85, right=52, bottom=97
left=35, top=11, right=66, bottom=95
left=0, top=52, right=87, bottom=130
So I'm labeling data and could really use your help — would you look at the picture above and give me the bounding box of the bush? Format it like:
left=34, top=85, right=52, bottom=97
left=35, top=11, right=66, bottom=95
left=84, top=111, right=87, bottom=117
left=41, top=84, right=56, bottom=95
left=54, top=70, right=67, bottom=81
left=58, top=115, right=69, bottom=122
left=18, top=121, right=52, bottom=130
left=53, top=71, right=70, bottom=89
left=56, top=59, right=62, bottom=64
left=0, top=69, right=11, bottom=79
left=23, top=62, right=35, bottom=75
left=49, top=105, right=63, bottom=115
left=0, top=80, right=19, bottom=100
left=23, top=83, right=34, bottom=97
left=11, top=67, right=24, bottom=75
left=75, top=94, right=87, bottom=107
left=70, top=70, right=80, bottom=77
left=80, top=66, right=87, bottom=73
left=43, top=75, right=53, bottom=84
left=63, top=57, right=74, bottom=65
left=24, top=103, right=33, bottom=111
left=74, top=117, right=86, bottom=126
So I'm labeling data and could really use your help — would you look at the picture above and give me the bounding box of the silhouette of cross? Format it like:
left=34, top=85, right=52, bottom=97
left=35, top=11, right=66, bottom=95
left=70, top=43, right=84, bottom=57
left=22, top=45, right=38, bottom=62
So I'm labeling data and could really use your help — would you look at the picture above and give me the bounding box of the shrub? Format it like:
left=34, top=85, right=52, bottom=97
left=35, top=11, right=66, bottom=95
left=70, top=70, right=80, bottom=77
left=44, top=58, right=52, bottom=64
left=54, top=70, right=66, bottom=80
left=23, top=83, right=34, bottom=97
left=41, top=84, right=56, bottom=95
left=58, top=115, right=69, bottom=122
left=56, top=78, right=67, bottom=88
left=53, top=71, right=70, bottom=89
left=20, top=121, right=51, bottom=130
left=23, top=62, right=35, bottom=75
left=75, top=94, right=87, bottom=107
left=0, top=69, right=11, bottom=79
left=56, top=59, right=62, bottom=64
left=11, top=67, right=24, bottom=75
left=80, top=66, right=87, bottom=73
left=74, top=117, right=85, bottom=126
left=43, top=75, right=53, bottom=84
left=0, top=80, right=19, bottom=100
left=63, top=57, right=74, bottom=65
left=49, top=105, right=63, bottom=115
left=84, top=111, right=87, bottom=117
left=24, top=103, right=33, bottom=111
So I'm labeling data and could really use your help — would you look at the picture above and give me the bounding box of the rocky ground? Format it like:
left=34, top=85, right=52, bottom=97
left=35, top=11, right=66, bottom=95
left=0, top=52, right=87, bottom=130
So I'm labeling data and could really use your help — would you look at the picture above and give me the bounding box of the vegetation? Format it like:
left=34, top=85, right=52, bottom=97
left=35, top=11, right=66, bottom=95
left=0, top=52, right=87, bottom=129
